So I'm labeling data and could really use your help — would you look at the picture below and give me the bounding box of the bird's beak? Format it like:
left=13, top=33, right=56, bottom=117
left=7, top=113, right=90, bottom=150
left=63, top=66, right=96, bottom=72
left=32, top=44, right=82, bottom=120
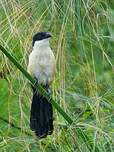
left=46, top=32, right=52, bottom=38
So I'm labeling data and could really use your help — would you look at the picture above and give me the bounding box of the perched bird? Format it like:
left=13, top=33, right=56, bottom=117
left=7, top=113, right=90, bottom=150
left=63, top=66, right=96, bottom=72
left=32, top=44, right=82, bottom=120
left=27, top=32, right=56, bottom=138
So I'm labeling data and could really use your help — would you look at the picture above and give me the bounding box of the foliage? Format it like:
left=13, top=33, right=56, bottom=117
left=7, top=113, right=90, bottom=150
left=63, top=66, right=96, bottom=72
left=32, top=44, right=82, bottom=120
left=0, top=0, right=114, bottom=151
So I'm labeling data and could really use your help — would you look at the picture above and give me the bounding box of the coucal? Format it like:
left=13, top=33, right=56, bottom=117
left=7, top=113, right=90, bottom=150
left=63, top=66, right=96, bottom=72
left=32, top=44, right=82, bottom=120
left=27, top=32, right=56, bottom=138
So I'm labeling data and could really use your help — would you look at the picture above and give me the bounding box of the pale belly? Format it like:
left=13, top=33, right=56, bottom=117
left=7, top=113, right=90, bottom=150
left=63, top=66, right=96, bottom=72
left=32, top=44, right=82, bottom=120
left=27, top=50, right=55, bottom=85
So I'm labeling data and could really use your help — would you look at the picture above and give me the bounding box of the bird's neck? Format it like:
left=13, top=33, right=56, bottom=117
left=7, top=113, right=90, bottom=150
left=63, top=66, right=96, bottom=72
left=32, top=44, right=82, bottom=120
left=33, top=39, right=50, bottom=51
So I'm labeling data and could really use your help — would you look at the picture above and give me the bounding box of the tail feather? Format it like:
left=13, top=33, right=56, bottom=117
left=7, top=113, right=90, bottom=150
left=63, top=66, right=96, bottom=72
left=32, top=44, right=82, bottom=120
left=30, top=86, right=53, bottom=138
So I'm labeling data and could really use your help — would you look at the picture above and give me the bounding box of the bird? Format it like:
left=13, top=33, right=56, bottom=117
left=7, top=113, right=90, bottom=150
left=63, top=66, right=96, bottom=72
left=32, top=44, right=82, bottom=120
left=27, top=32, right=56, bottom=138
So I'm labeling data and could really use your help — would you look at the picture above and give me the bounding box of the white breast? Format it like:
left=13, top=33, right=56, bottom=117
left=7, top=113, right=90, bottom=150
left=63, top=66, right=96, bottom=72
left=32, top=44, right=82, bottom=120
left=27, top=41, right=55, bottom=85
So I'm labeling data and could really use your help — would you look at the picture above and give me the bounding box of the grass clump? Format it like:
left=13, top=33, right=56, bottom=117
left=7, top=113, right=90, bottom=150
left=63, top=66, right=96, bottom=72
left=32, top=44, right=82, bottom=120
left=0, top=0, right=114, bottom=151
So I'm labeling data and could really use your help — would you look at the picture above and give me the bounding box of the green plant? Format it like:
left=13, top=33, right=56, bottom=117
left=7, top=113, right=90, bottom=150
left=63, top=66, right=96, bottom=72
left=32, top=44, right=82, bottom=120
left=0, top=0, right=114, bottom=151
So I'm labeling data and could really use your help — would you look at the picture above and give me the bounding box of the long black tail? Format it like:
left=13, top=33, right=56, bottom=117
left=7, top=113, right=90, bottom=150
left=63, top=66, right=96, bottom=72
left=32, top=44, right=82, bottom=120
left=30, top=86, right=53, bottom=138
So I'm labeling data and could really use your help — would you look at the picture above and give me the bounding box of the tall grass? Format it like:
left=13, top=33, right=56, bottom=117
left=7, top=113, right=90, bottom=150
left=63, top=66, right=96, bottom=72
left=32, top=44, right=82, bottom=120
left=0, top=0, right=114, bottom=151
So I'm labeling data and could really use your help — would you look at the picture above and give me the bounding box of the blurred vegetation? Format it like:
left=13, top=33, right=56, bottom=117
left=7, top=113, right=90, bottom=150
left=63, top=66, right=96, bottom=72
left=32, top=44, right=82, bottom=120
left=0, top=0, right=114, bottom=151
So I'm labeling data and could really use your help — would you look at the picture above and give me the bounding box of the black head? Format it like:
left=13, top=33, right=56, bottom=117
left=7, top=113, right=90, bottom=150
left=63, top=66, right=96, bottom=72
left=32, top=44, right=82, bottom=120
left=32, top=32, right=52, bottom=46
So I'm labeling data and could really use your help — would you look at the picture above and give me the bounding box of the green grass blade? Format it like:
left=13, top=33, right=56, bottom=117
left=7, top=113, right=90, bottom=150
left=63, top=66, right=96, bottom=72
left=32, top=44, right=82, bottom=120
left=75, top=127, right=100, bottom=152
left=0, top=44, right=73, bottom=124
